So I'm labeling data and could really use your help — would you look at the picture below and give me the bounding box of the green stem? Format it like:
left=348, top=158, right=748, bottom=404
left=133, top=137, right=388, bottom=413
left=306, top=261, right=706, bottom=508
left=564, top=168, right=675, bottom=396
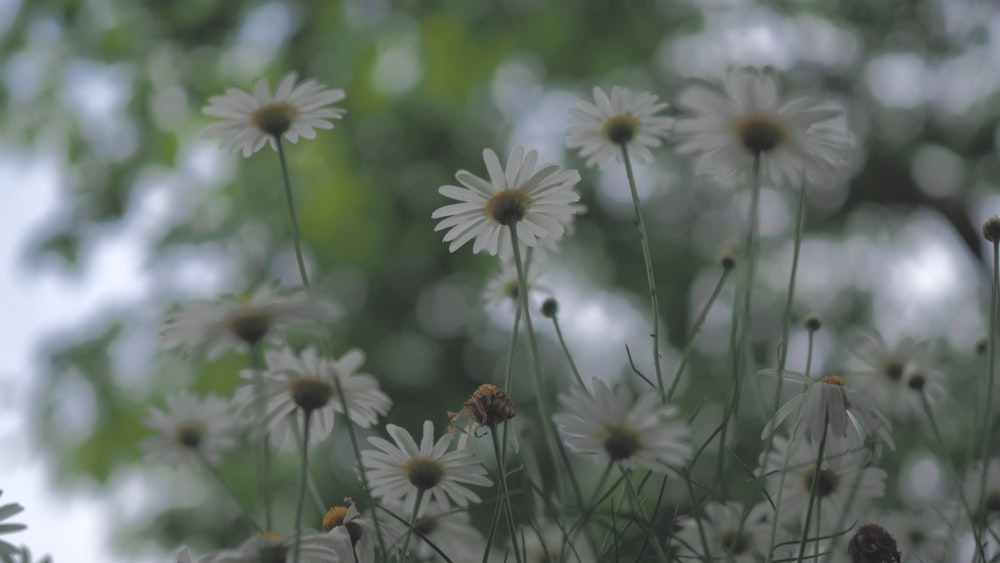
left=290, top=418, right=329, bottom=515
left=485, top=424, right=522, bottom=563
left=620, top=467, right=669, bottom=562
left=504, top=307, right=522, bottom=392
left=977, top=240, right=999, bottom=561
left=400, top=489, right=425, bottom=559
left=667, top=266, right=732, bottom=403
left=195, top=450, right=262, bottom=531
left=619, top=142, right=665, bottom=401
left=250, top=345, right=272, bottom=530
left=796, top=414, right=829, bottom=563
left=293, top=409, right=313, bottom=563
left=551, top=314, right=586, bottom=389
left=275, top=137, right=310, bottom=289
left=508, top=223, right=585, bottom=508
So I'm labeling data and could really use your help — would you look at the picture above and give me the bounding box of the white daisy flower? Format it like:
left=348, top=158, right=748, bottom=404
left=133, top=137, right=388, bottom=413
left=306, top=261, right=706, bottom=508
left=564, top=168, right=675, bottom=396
left=566, top=86, right=673, bottom=167
left=361, top=420, right=493, bottom=513
left=0, top=491, right=26, bottom=558
left=553, top=378, right=691, bottom=473
left=761, top=370, right=895, bottom=451
left=844, top=332, right=945, bottom=419
left=140, top=393, right=239, bottom=467
left=880, top=509, right=950, bottom=562
left=201, top=72, right=346, bottom=157
left=483, top=258, right=548, bottom=309
left=161, top=286, right=336, bottom=360
left=432, top=145, right=582, bottom=258
left=673, top=66, right=852, bottom=185
left=762, top=436, right=886, bottom=530
left=200, top=531, right=341, bottom=562
left=675, top=502, right=773, bottom=563
left=322, top=501, right=380, bottom=563
left=963, top=458, right=1000, bottom=524
left=233, top=346, right=391, bottom=449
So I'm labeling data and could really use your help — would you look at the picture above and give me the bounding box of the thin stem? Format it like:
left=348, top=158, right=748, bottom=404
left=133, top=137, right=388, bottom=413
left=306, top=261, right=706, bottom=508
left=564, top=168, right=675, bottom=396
left=250, top=344, right=272, bottom=530
left=509, top=223, right=585, bottom=508
left=796, top=414, right=830, bottom=563
left=667, top=265, right=732, bottom=402
left=551, top=314, right=586, bottom=388
left=400, top=489, right=426, bottom=559
left=275, top=137, right=310, bottom=288
left=486, top=424, right=522, bottom=563
left=620, top=467, right=669, bottom=562
left=619, top=142, right=665, bottom=401
left=739, top=155, right=763, bottom=382
left=504, top=307, right=522, bottom=391
left=290, top=417, right=329, bottom=515
left=293, top=409, right=313, bottom=563
left=195, top=450, right=262, bottom=532
left=977, top=240, right=1000, bottom=561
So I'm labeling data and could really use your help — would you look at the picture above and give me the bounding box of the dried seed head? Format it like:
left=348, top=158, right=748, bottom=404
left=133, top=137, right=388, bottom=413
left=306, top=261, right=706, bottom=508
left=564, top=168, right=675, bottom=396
left=540, top=297, right=559, bottom=318
left=983, top=216, right=1000, bottom=243
left=848, top=523, right=901, bottom=563
left=464, top=384, right=516, bottom=426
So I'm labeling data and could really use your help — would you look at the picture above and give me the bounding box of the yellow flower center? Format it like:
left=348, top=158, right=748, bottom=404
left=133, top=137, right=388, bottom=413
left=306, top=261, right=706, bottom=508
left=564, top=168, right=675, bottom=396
left=323, top=506, right=348, bottom=531
left=173, top=421, right=206, bottom=449
left=602, top=114, right=640, bottom=145
left=731, top=114, right=786, bottom=154
left=404, top=456, right=445, bottom=491
left=251, top=103, right=299, bottom=137
left=801, top=466, right=838, bottom=497
left=601, top=424, right=642, bottom=461
left=819, top=374, right=845, bottom=386
left=484, top=189, right=531, bottom=226
left=226, top=309, right=274, bottom=346
left=288, top=377, right=334, bottom=412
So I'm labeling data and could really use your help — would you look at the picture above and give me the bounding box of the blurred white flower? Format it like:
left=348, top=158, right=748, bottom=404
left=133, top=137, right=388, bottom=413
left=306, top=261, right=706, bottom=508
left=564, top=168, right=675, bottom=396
left=201, top=72, right=346, bottom=157
left=844, top=332, right=945, bottom=418
left=880, top=509, right=950, bottom=562
left=674, top=67, right=852, bottom=185
left=432, top=146, right=582, bottom=258
left=161, top=286, right=335, bottom=359
left=140, top=393, right=239, bottom=467
left=963, top=458, right=1000, bottom=523
left=233, top=346, right=391, bottom=449
left=362, top=421, right=493, bottom=514
left=199, top=531, right=340, bottom=562
left=675, top=502, right=773, bottom=563
left=553, top=378, right=691, bottom=473
left=566, top=86, right=673, bottom=167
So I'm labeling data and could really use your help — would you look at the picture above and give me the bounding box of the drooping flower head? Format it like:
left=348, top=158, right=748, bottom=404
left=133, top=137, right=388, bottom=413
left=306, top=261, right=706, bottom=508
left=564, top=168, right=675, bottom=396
left=140, top=393, right=239, bottom=467
left=322, top=501, right=378, bottom=563
left=432, top=146, right=582, bottom=257
left=674, top=67, right=852, bottom=185
left=233, top=346, right=391, bottom=449
left=553, top=378, right=691, bottom=473
left=361, top=420, right=493, bottom=513
left=201, top=72, right=346, bottom=157
left=566, top=86, right=673, bottom=167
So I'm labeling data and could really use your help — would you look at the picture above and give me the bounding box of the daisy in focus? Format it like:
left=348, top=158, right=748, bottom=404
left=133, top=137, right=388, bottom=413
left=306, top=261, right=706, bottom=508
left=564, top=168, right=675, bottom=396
left=140, top=392, right=239, bottom=467
left=233, top=346, right=391, bottom=449
left=761, top=369, right=894, bottom=451
left=566, top=86, right=673, bottom=167
left=201, top=72, right=346, bottom=157
left=161, top=286, right=336, bottom=359
left=198, top=530, right=340, bottom=562
left=361, top=420, right=493, bottom=513
left=432, top=145, right=582, bottom=257
left=553, top=378, right=691, bottom=473
left=762, top=436, right=886, bottom=530
left=0, top=491, right=26, bottom=558
left=844, top=332, right=945, bottom=418
left=675, top=502, right=773, bottom=563
left=673, top=66, right=852, bottom=185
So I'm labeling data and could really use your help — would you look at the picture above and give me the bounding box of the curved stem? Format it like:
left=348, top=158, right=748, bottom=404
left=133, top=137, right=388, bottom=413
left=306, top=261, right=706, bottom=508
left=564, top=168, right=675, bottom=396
left=619, top=143, right=665, bottom=401
left=551, top=314, right=586, bottom=389
left=399, top=489, right=425, bottom=559
left=275, top=137, right=311, bottom=289
left=667, top=266, right=732, bottom=403
left=293, top=409, right=313, bottom=563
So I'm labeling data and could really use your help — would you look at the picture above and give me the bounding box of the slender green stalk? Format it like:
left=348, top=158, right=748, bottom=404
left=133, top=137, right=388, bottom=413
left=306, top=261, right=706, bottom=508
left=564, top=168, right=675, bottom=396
left=619, top=142, right=665, bottom=401
left=484, top=424, right=522, bottom=563
left=509, top=223, right=584, bottom=508
left=274, top=137, right=310, bottom=288
left=919, top=391, right=980, bottom=542
left=667, top=265, right=732, bottom=402
left=399, top=489, right=426, bottom=559
left=504, top=308, right=522, bottom=391
left=250, top=344, right=272, bottom=530
left=293, top=409, right=313, bottom=563
left=620, top=467, right=669, bottom=562
left=332, top=375, right=387, bottom=556
left=290, top=418, right=328, bottom=515
left=795, top=415, right=829, bottom=563
left=977, top=240, right=1000, bottom=561
left=551, top=314, right=586, bottom=388
left=196, top=450, right=262, bottom=531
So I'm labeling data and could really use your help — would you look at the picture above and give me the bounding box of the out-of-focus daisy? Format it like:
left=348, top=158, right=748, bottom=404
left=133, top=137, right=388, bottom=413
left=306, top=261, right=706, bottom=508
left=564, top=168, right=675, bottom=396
left=673, top=67, right=852, bottom=185
left=963, top=458, right=1000, bottom=524
left=199, top=530, right=340, bottom=562
left=162, top=286, right=336, bottom=360
left=201, top=72, right=346, bottom=157
left=432, top=145, right=582, bottom=257
left=675, top=502, right=773, bottom=563
left=0, top=491, right=26, bottom=558
left=844, top=332, right=945, bottom=418
left=380, top=503, right=485, bottom=561
left=140, top=393, right=239, bottom=467
left=483, top=258, right=549, bottom=309
left=880, top=509, right=950, bottom=562
left=553, top=378, right=691, bottom=473
left=762, top=436, right=886, bottom=530
left=233, top=346, right=391, bottom=449
left=566, top=86, right=673, bottom=167
left=761, top=370, right=894, bottom=451
left=362, top=420, right=493, bottom=513
left=509, top=523, right=595, bottom=563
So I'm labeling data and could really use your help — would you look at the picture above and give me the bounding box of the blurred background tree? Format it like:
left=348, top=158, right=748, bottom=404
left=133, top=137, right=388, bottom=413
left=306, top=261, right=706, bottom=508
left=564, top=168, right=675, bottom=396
left=5, top=0, right=999, bottom=558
